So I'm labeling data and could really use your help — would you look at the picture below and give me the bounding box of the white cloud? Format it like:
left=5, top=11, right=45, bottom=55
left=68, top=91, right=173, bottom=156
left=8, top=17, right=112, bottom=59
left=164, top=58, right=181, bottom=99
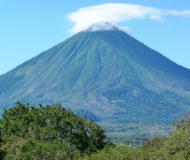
left=85, top=22, right=133, bottom=34
left=67, top=3, right=190, bottom=33
left=149, top=15, right=164, bottom=22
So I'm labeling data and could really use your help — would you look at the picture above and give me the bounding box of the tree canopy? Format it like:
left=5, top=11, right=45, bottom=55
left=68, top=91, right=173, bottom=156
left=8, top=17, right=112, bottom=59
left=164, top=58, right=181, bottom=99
left=0, top=102, right=107, bottom=159
left=1, top=102, right=190, bottom=160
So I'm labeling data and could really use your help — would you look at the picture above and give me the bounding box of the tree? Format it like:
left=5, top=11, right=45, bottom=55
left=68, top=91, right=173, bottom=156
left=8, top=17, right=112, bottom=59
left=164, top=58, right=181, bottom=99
left=0, top=102, right=107, bottom=159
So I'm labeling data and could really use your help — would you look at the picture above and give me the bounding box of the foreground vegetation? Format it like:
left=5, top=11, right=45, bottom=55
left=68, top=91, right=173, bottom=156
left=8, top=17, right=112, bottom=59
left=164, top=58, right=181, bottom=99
left=0, top=102, right=190, bottom=159
left=0, top=102, right=107, bottom=159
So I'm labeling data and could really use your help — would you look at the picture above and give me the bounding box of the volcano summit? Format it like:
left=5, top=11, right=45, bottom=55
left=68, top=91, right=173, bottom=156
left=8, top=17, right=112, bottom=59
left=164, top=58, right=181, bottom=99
left=0, top=24, right=190, bottom=143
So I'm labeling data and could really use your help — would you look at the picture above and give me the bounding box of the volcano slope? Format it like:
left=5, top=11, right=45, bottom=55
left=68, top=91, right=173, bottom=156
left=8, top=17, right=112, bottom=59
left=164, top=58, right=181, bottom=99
left=0, top=29, right=190, bottom=143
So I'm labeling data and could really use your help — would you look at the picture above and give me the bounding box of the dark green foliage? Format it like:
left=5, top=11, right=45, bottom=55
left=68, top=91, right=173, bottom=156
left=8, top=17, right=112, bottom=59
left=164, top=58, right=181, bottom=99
left=138, top=116, right=190, bottom=160
left=82, top=145, right=138, bottom=160
left=0, top=102, right=107, bottom=159
left=1, top=102, right=190, bottom=159
left=19, top=140, right=80, bottom=160
left=81, top=145, right=138, bottom=160
left=81, top=116, right=190, bottom=160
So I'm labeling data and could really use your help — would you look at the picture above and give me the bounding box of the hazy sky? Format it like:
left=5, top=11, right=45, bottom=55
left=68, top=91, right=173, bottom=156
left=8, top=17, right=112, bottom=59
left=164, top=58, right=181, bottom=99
left=0, top=0, right=190, bottom=75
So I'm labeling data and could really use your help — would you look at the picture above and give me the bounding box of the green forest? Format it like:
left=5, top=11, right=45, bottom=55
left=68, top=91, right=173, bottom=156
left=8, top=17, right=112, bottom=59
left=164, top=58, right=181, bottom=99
left=0, top=102, right=190, bottom=160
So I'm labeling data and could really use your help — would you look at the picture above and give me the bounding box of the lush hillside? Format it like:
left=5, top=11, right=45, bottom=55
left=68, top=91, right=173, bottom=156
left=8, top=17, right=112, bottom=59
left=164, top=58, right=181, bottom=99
left=0, top=27, right=190, bottom=142
left=84, top=116, right=190, bottom=160
left=1, top=103, right=190, bottom=160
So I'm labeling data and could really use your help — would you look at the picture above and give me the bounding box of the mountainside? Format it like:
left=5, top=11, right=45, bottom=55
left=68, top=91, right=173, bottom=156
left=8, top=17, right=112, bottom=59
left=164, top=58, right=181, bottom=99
left=0, top=27, right=190, bottom=142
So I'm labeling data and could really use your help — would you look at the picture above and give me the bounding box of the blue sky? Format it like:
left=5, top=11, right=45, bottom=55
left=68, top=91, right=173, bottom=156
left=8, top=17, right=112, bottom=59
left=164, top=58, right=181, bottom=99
left=0, top=0, right=190, bottom=75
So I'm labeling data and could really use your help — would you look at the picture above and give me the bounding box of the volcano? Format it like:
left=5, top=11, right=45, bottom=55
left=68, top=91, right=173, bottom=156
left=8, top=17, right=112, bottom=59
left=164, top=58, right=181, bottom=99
left=0, top=24, right=190, bottom=143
